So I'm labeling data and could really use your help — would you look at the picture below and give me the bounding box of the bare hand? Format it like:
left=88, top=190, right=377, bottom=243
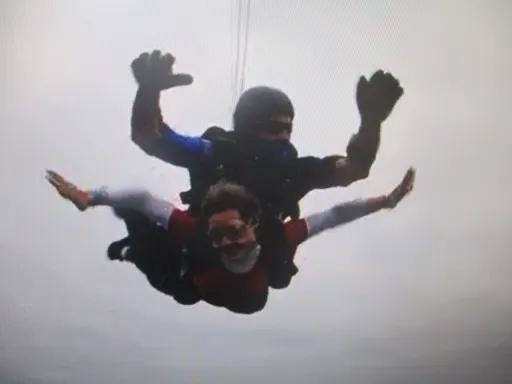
left=385, top=167, right=415, bottom=208
left=131, top=50, right=194, bottom=91
left=45, top=170, right=90, bottom=211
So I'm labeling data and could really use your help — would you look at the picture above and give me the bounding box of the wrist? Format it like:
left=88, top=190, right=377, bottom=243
left=383, top=193, right=397, bottom=209
left=360, top=118, right=382, bottom=130
left=137, top=85, right=161, bottom=96
left=138, top=86, right=160, bottom=95
left=366, top=195, right=389, bottom=208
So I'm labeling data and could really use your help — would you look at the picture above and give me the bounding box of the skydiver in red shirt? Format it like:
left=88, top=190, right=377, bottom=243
left=46, top=167, right=414, bottom=314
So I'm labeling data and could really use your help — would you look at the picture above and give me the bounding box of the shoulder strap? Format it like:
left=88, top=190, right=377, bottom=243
left=181, top=222, right=222, bottom=273
left=257, top=217, right=298, bottom=289
left=201, top=126, right=230, bottom=140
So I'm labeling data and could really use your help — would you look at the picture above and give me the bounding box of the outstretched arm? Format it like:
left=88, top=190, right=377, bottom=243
left=131, top=87, right=212, bottom=168
left=285, top=168, right=415, bottom=247
left=130, top=51, right=211, bottom=168
left=310, top=71, right=404, bottom=188
left=310, top=120, right=382, bottom=188
left=45, top=170, right=197, bottom=241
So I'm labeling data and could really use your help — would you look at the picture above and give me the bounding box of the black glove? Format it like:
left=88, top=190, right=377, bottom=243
left=356, top=70, right=404, bottom=124
left=131, top=50, right=193, bottom=91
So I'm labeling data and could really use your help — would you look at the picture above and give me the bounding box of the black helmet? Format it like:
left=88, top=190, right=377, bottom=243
left=233, top=86, right=294, bottom=134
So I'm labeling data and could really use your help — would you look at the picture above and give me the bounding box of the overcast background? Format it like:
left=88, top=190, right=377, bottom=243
left=1, top=1, right=511, bottom=383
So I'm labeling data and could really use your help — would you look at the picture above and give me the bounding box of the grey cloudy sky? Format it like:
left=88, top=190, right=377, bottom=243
left=1, top=0, right=511, bottom=383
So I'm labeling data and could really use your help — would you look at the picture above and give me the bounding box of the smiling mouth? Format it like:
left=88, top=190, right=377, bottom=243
left=221, top=246, right=247, bottom=259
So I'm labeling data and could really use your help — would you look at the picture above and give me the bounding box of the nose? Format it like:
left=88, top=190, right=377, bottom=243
left=219, top=236, right=234, bottom=246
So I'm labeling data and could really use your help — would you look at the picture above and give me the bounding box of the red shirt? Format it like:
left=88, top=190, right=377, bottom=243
left=169, top=210, right=308, bottom=305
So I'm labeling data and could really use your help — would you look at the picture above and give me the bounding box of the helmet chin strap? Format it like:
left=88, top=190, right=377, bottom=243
left=221, top=243, right=261, bottom=274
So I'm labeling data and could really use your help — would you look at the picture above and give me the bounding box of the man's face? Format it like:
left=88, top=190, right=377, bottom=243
left=256, top=114, right=292, bottom=141
left=207, top=209, right=258, bottom=261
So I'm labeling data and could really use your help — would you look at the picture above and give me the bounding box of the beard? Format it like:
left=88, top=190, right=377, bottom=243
left=219, top=242, right=261, bottom=274
left=220, top=242, right=255, bottom=260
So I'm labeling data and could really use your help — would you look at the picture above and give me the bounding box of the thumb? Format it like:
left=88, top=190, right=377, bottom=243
left=168, top=73, right=194, bottom=87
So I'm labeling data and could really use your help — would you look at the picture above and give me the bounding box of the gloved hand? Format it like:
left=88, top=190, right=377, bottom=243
left=356, top=70, right=404, bottom=124
left=131, top=50, right=194, bottom=91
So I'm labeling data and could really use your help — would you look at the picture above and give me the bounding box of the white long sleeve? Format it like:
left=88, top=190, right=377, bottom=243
left=89, top=187, right=176, bottom=229
left=304, top=198, right=383, bottom=239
